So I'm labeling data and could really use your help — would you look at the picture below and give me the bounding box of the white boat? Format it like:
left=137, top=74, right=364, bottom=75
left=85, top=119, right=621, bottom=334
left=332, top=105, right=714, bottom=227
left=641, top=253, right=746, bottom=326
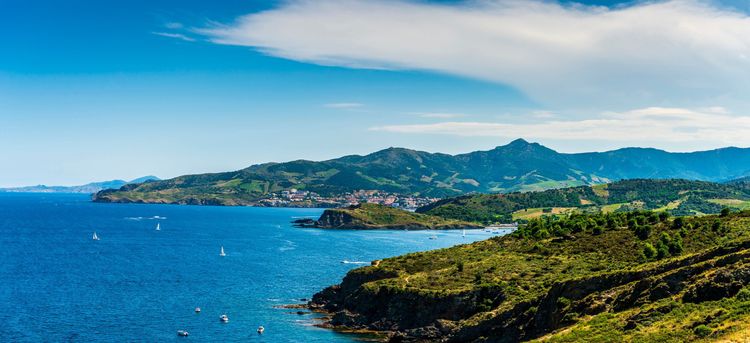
left=195, top=307, right=201, bottom=313
left=155, top=223, right=160, bottom=231
left=462, top=229, right=466, bottom=237
left=429, top=235, right=437, bottom=240
left=92, top=232, right=100, bottom=241
left=257, top=326, right=265, bottom=334
left=220, top=246, right=226, bottom=257
left=177, top=330, right=189, bottom=337
left=220, top=314, right=229, bottom=323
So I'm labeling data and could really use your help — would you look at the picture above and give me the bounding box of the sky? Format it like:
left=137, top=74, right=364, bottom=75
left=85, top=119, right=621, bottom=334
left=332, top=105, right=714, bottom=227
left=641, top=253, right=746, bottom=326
left=1, top=0, right=750, bottom=187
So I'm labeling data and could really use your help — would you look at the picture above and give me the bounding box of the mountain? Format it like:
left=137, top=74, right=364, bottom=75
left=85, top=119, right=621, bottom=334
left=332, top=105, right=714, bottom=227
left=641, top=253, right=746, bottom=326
left=1, top=176, right=160, bottom=194
left=417, top=179, right=750, bottom=224
left=308, top=210, right=750, bottom=342
left=93, top=139, right=750, bottom=206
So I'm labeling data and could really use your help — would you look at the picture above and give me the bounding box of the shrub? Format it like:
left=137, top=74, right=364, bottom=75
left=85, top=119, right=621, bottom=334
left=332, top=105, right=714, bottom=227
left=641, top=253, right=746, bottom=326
left=736, top=288, right=750, bottom=301
left=643, top=243, right=657, bottom=259
left=635, top=225, right=652, bottom=240
left=693, top=325, right=712, bottom=338
left=672, top=216, right=685, bottom=229
left=721, top=207, right=731, bottom=217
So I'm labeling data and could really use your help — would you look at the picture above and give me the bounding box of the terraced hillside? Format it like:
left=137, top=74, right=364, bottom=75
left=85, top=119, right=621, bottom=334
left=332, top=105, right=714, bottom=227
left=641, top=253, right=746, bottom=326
left=310, top=210, right=750, bottom=342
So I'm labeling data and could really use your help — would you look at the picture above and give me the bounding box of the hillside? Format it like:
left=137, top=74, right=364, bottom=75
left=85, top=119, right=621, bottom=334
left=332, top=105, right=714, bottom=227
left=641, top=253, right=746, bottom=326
left=309, top=210, right=750, bottom=342
left=0, top=176, right=159, bottom=194
left=417, top=179, right=750, bottom=224
left=93, top=140, right=750, bottom=206
left=294, top=203, right=482, bottom=230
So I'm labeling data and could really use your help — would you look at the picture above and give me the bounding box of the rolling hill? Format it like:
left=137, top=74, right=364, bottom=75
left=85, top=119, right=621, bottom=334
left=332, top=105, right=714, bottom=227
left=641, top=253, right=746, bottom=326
left=93, top=139, right=750, bottom=206
left=417, top=179, right=750, bottom=224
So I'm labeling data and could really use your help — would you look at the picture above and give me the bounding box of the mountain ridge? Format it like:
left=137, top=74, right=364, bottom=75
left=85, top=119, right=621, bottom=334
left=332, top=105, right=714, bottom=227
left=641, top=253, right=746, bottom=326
left=93, top=140, right=750, bottom=206
left=1, top=176, right=160, bottom=194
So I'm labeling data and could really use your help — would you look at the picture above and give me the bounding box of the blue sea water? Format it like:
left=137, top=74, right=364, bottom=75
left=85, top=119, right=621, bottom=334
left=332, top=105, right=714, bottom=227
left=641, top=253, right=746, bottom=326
left=0, top=193, right=501, bottom=342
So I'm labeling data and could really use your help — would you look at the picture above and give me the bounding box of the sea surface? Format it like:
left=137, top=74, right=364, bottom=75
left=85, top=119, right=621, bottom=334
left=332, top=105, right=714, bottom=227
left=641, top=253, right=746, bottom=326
left=0, top=193, right=504, bottom=342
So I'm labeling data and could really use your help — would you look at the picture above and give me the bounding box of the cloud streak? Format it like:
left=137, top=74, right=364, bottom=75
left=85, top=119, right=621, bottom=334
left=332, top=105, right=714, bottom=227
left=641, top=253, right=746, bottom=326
left=371, top=107, right=750, bottom=147
left=199, top=0, right=750, bottom=109
left=152, top=31, right=195, bottom=42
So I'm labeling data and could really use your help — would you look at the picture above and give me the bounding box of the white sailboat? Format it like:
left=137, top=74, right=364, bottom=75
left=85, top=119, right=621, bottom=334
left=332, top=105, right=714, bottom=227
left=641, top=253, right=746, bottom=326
left=155, top=223, right=161, bottom=231
left=92, top=232, right=100, bottom=241
left=462, top=229, right=466, bottom=238
left=220, top=246, right=226, bottom=257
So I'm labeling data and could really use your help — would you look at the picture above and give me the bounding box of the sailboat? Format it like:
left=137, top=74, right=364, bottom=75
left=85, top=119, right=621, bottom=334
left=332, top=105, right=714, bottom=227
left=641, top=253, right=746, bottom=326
left=155, top=223, right=161, bottom=231
left=462, top=229, right=466, bottom=238
left=220, top=246, right=226, bottom=257
left=92, top=232, right=100, bottom=241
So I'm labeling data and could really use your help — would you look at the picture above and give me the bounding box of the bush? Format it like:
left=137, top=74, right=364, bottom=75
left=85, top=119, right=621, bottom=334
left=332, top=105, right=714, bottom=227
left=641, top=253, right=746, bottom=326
left=693, top=324, right=712, bottom=338
left=736, top=288, right=750, bottom=301
left=721, top=207, right=731, bottom=217
left=643, top=243, right=657, bottom=259
left=634, top=225, right=652, bottom=240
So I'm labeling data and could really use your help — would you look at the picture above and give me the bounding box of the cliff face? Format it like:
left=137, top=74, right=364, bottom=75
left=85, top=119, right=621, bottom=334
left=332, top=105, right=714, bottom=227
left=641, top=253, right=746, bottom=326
left=308, top=212, right=750, bottom=342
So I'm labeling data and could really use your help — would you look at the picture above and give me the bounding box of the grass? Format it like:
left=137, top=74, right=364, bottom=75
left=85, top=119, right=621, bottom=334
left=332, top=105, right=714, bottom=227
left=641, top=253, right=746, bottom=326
left=327, top=210, right=750, bottom=341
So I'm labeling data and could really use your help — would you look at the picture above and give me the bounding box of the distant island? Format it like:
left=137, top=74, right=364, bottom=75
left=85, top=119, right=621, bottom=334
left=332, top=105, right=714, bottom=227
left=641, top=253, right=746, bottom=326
left=92, top=139, right=750, bottom=208
left=1, top=176, right=159, bottom=194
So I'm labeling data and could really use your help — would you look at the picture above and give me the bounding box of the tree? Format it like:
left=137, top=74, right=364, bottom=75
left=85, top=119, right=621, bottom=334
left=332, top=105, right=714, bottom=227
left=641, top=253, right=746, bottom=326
left=672, top=216, right=685, bottom=229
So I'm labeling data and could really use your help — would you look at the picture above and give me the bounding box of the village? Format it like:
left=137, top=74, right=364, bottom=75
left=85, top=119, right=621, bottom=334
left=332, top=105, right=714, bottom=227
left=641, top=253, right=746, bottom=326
left=257, top=188, right=441, bottom=210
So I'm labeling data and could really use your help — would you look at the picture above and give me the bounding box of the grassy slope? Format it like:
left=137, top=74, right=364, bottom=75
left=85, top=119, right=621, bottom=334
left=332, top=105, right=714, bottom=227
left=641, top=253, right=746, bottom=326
left=322, top=211, right=750, bottom=341
left=419, top=179, right=750, bottom=224
left=318, top=203, right=478, bottom=229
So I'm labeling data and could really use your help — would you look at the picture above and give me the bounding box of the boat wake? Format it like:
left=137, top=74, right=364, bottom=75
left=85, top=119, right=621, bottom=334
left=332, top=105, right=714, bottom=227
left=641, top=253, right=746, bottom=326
left=340, top=260, right=369, bottom=265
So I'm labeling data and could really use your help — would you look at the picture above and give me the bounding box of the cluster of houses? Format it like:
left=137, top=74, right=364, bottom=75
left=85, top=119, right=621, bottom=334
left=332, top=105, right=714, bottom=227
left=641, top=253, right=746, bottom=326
left=257, top=188, right=440, bottom=210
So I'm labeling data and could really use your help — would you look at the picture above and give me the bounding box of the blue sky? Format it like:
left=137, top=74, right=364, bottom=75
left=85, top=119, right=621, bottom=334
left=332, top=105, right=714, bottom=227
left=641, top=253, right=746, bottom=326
left=2, top=0, right=750, bottom=186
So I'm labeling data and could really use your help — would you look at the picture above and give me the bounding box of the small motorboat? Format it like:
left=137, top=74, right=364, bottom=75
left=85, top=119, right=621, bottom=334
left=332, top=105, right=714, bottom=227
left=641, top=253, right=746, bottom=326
left=220, top=314, right=229, bottom=323
left=257, top=326, right=265, bottom=334
left=177, top=330, right=189, bottom=337
left=428, top=235, right=437, bottom=240
left=194, top=307, right=201, bottom=313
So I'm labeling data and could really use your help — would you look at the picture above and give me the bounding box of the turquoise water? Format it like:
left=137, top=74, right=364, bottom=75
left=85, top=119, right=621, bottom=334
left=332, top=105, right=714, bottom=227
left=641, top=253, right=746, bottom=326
left=0, top=193, right=500, bottom=342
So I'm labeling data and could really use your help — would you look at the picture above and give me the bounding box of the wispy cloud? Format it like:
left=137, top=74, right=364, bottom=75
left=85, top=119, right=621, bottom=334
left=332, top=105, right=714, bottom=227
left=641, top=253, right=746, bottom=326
left=164, top=22, right=184, bottom=29
left=371, top=107, right=750, bottom=147
left=152, top=31, right=195, bottom=42
left=324, top=102, right=364, bottom=109
left=198, top=0, right=750, bottom=109
left=418, top=112, right=466, bottom=119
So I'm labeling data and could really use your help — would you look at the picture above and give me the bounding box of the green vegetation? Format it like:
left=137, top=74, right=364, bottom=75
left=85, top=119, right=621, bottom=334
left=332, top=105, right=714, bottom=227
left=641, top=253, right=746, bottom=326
left=312, top=210, right=750, bottom=342
left=418, top=179, right=750, bottom=224
left=93, top=139, right=750, bottom=206
left=313, top=203, right=480, bottom=230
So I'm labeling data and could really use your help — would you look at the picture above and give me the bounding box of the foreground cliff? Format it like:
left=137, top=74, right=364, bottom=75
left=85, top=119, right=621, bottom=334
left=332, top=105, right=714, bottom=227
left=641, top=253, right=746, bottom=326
left=295, top=203, right=482, bottom=230
left=310, top=210, right=750, bottom=342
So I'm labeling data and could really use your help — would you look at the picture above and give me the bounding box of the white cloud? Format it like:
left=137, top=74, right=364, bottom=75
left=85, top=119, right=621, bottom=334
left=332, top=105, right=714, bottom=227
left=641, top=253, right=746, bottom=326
left=418, top=112, right=466, bottom=118
left=198, top=0, right=750, bottom=109
left=324, top=102, right=364, bottom=109
left=152, top=31, right=195, bottom=42
left=371, top=107, right=750, bottom=147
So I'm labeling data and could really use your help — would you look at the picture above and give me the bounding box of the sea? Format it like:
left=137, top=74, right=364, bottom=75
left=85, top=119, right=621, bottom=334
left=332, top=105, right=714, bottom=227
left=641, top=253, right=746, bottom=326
left=0, top=193, right=503, bottom=342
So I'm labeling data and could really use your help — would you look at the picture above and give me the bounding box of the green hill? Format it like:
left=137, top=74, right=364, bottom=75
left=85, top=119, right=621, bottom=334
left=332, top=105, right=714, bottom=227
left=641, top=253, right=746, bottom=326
left=309, top=210, right=750, bottom=342
left=417, top=179, right=750, bottom=224
left=296, top=203, right=482, bottom=230
left=94, top=140, right=750, bottom=206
